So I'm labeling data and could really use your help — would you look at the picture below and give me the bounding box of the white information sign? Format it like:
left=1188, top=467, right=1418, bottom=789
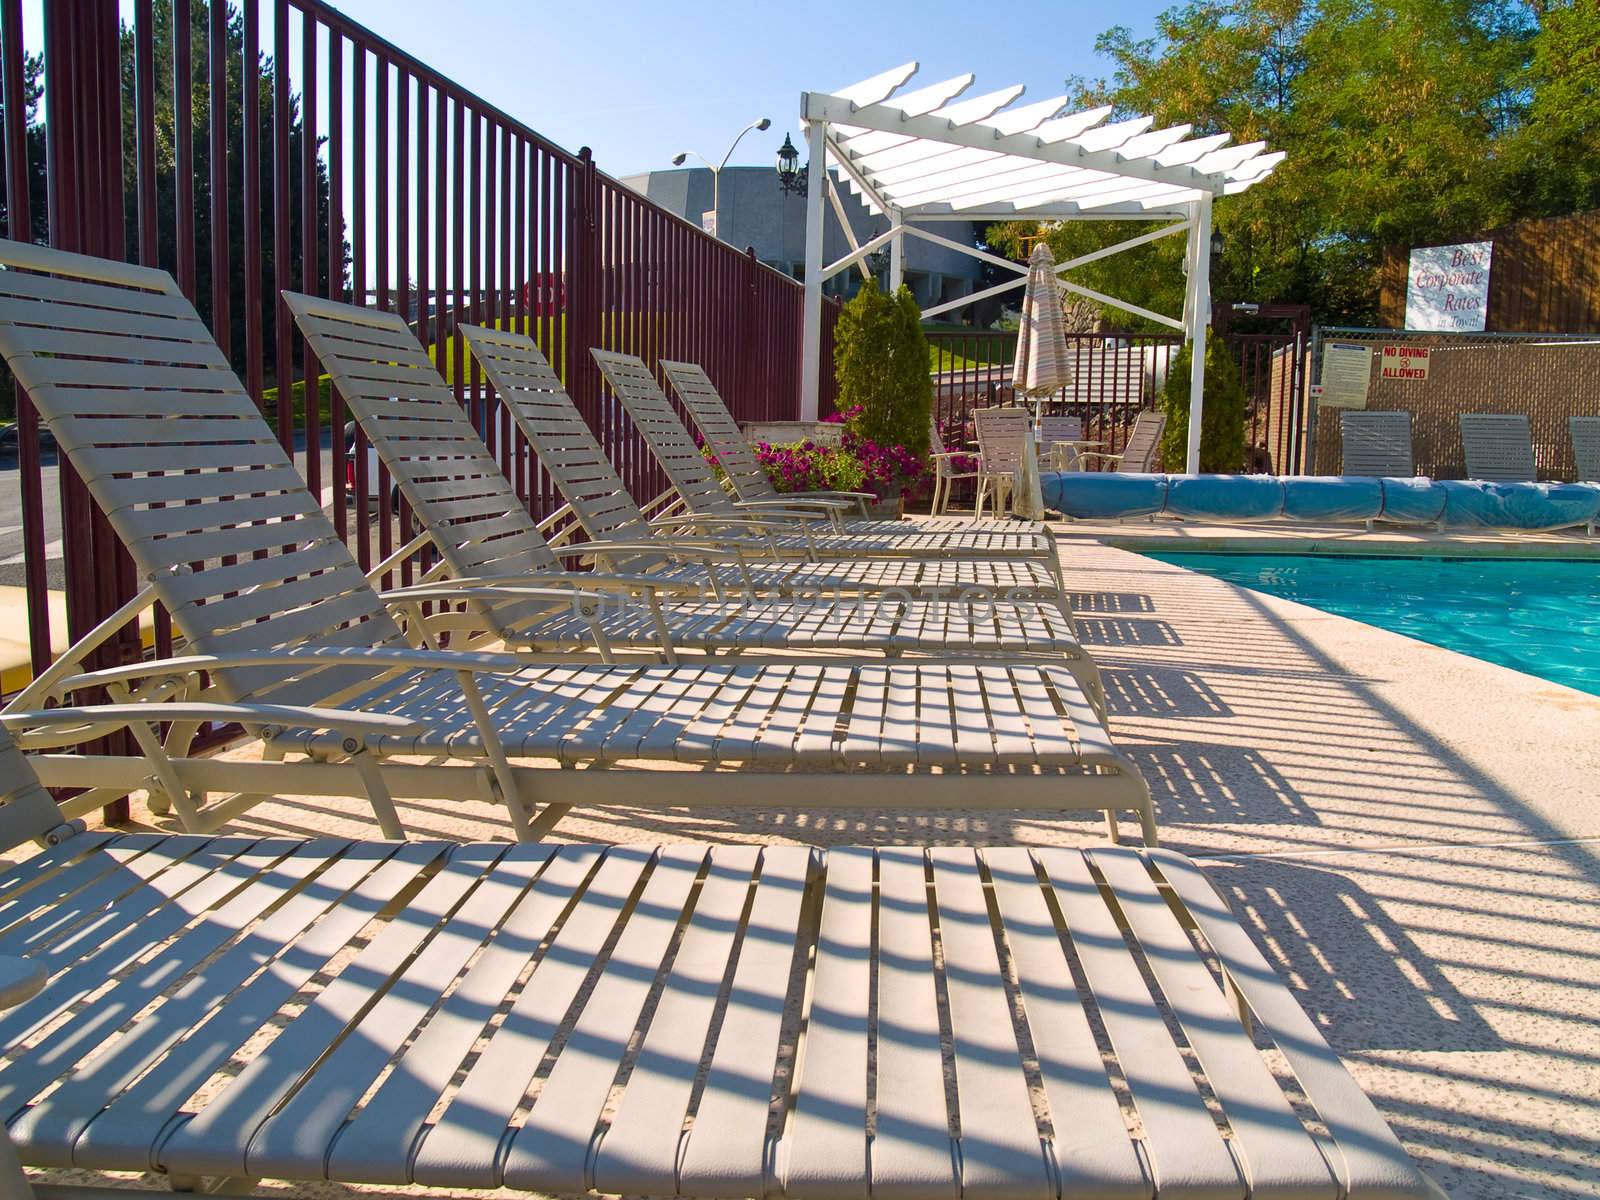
left=1404, top=241, right=1492, bottom=331
left=1319, top=342, right=1373, bottom=409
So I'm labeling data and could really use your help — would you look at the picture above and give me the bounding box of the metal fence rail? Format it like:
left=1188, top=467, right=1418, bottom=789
left=1, top=0, right=836, bottom=729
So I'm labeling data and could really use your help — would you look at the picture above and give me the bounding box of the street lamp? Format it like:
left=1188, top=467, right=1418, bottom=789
left=775, top=132, right=807, bottom=196
left=672, top=117, right=772, bottom=240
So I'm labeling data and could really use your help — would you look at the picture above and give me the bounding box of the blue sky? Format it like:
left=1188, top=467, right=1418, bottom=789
left=314, top=0, right=1175, bottom=176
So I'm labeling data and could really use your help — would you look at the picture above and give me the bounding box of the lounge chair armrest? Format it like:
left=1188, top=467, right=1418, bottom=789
left=50, top=646, right=527, bottom=694
left=565, top=539, right=751, bottom=564
left=3, top=700, right=427, bottom=746
left=0, top=957, right=46, bottom=1010
left=788, top=489, right=877, bottom=503
left=732, top=498, right=850, bottom=516
left=379, top=582, right=610, bottom=607
left=649, top=514, right=792, bottom=534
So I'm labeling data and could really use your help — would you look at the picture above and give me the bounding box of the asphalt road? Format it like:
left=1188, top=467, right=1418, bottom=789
left=0, top=438, right=337, bottom=591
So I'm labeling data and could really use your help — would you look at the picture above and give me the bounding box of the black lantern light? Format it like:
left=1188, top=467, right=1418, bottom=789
left=1210, top=229, right=1225, bottom=258
left=776, top=133, right=807, bottom=196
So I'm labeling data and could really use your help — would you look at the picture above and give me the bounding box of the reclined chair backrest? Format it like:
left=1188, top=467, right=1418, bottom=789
left=283, top=292, right=565, bottom=637
left=1035, top=415, right=1082, bottom=447
left=973, top=406, right=1029, bottom=478
left=455, top=325, right=660, bottom=551
left=0, top=242, right=405, bottom=705
left=659, top=359, right=779, bottom=503
left=1460, top=412, right=1536, bottom=482
left=1119, top=409, right=1166, bottom=473
left=1341, top=411, right=1413, bottom=477
left=592, top=349, right=745, bottom=521
left=1572, top=416, right=1600, bottom=482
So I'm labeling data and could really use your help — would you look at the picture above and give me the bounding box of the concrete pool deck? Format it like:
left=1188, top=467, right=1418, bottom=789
left=23, top=520, right=1600, bottom=1199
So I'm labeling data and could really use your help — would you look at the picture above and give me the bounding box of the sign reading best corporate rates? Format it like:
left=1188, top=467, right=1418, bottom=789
left=1404, top=241, right=1493, bottom=331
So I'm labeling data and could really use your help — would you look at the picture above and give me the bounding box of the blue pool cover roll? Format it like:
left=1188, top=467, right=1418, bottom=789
left=1379, top=477, right=1448, bottom=524
left=1438, top=480, right=1600, bottom=530
left=1166, top=474, right=1285, bottom=520
left=1281, top=476, right=1384, bottom=522
left=1040, top=471, right=1168, bottom=518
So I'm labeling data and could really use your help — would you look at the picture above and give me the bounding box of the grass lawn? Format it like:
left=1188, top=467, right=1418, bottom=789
left=924, top=321, right=1015, bottom=373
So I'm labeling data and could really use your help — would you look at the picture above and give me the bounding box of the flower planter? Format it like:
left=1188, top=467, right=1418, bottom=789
left=865, top=494, right=904, bottom=520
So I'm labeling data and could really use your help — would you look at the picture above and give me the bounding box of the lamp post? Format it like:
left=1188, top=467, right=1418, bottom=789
left=775, top=133, right=807, bottom=196
left=673, top=117, right=771, bottom=240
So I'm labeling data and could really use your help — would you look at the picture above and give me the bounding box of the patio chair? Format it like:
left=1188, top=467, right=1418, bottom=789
left=1341, top=411, right=1414, bottom=477
left=0, top=241, right=1148, bottom=842
left=461, top=324, right=1072, bottom=607
left=1569, top=415, right=1600, bottom=481
left=972, top=406, right=1030, bottom=519
left=1036, top=414, right=1085, bottom=470
left=660, top=356, right=1032, bottom=535
left=1460, top=413, right=1537, bottom=482
left=0, top=729, right=1441, bottom=1200
left=928, top=410, right=980, bottom=515
left=1572, top=416, right=1600, bottom=535
left=284, top=292, right=1098, bottom=700
left=1077, top=408, right=1167, bottom=473
left=597, top=349, right=1055, bottom=559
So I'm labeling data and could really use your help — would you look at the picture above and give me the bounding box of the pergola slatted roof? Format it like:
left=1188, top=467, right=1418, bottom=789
left=796, top=63, right=1284, bottom=473
left=806, top=62, right=1282, bottom=219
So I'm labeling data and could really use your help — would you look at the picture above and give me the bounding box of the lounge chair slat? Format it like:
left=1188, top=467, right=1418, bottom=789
left=412, top=846, right=654, bottom=1189
left=15, top=840, right=378, bottom=1162
left=1033, top=849, right=1240, bottom=1194
left=326, top=844, right=603, bottom=1184
left=160, top=840, right=467, bottom=1178
left=72, top=843, right=438, bottom=1172
left=676, top=844, right=812, bottom=1194
left=591, top=845, right=762, bottom=1195
left=245, top=844, right=551, bottom=1180
left=1088, top=848, right=1336, bottom=1196
left=869, top=847, right=959, bottom=1199
left=504, top=845, right=709, bottom=1191
left=1146, top=851, right=1433, bottom=1199
left=981, top=848, right=1147, bottom=1196
left=4, top=842, right=334, bottom=1159
left=781, top=847, right=874, bottom=1200
left=927, top=849, right=1052, bottom=1199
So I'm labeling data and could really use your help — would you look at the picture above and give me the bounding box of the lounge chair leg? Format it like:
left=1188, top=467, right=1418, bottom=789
left=350, top=748, right=407, bottom=840
left=1103, top=809, right=1120, bottom=844
left=525, top=800, right=573, bottom=839
left=1138, top=797, right=1159, bottom=848
left=0, top=1122, right=35, bottom=1198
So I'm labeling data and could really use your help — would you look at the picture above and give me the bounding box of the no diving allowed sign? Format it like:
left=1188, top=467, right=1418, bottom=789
left=1380, top=344, right=1431, bottom=381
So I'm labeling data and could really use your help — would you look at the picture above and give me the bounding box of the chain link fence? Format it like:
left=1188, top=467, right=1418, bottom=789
left=1308, top=327, right=1600, bottom=479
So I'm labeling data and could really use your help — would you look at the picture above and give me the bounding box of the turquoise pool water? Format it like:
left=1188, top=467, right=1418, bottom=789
left=1147, top=552, right=1600, bottom=696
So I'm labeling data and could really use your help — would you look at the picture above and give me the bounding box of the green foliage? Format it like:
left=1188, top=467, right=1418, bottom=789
left=833, top=278, right=932, bottom=456
left=1158, top=335, right=1247, bottom=472
left=984, top=0, right=1599, bottom=327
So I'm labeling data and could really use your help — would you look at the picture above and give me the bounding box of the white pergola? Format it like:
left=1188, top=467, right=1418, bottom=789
left=798, top=63, right=1284, bottom=472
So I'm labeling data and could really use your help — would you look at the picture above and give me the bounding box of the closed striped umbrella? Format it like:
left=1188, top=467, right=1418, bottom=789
left=1012, top=242, right=1074, bottom=416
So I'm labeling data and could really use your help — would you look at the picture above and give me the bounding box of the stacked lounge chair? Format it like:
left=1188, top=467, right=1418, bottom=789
left=660, top=355, right=1036, bottom=536
left=460, top=323, right=1073, bottom=608
left=1459, top=412, right=1537, bottom=481
left=0, top=241, right=1149, bottom=843
left=282, top=292, right=1098, bottom=706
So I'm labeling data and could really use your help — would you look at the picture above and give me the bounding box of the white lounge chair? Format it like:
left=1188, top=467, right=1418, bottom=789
left=1569, top=415, right=1600, bottom=482
left=0, top=727, right=1441, bottom=1200
left=284, top=292, right=1097, bottom=698
left=1341, top=411, right=1415, bottom=477
left=660, top=356, right=1032, bottom=536
left=1078, top=408, right=1167, bottom=473
left=597, top=349, right=1055, bottom=559
left=460, top=324, right=1072, bottom=607
left=929, top=410, right=981, bottom=515
left=0, top=242, right=1150, bottom=842
left=1460, top=413, right=1536, bottom=481
left=1036, top=414, right=1085, bottom=470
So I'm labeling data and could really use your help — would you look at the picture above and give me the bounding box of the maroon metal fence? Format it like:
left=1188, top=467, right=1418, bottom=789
left=1, top=0, right=834, bottom=720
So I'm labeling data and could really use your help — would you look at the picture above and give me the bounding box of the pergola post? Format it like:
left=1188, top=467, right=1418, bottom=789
left=1182, top=193, right=1213, bottom=474
left=799, top=119, right=827, bottom=420
left=888, top=208, right=905, bottom=292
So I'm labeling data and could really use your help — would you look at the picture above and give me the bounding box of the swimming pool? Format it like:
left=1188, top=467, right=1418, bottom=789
left=1147, top=552, right=1600, bottom=697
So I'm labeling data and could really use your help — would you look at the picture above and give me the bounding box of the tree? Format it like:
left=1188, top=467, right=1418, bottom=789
left=833, top=278, right=932, bottom=456
left=1159, top=334, right=1247, bottom=471
left=988, top=0, right=1564, bottom=327
left=0, top=50, right=48, bottom=244
left=116, top=0, right=341, bottom=379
